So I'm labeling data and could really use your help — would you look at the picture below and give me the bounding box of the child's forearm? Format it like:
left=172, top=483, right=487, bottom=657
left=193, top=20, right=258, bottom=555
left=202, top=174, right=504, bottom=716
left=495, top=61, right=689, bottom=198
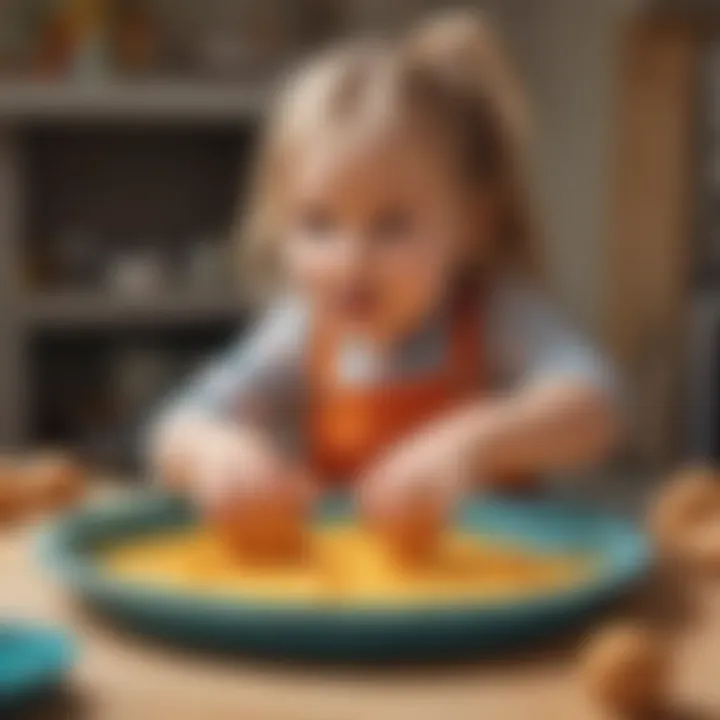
left=151, top=414, right=270, bottom=490
left=149, top=413, right=222, bottom=489
left=452, top=381, right=619, bottom=479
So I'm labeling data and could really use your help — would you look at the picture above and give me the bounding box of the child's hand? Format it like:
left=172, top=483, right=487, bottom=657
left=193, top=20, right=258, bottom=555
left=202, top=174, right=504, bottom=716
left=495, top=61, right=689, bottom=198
left=189, top=423, right=315, bottom=560
left=360, top=417, right=478, bottom=561
left=361, top=418, right=475, bottom=517
left=189, top=423, right=290, bottom=511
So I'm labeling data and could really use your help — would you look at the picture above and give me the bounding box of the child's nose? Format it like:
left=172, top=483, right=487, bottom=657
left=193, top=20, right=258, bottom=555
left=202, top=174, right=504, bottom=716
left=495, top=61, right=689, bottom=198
left=336, top=233, right=371, bottom=274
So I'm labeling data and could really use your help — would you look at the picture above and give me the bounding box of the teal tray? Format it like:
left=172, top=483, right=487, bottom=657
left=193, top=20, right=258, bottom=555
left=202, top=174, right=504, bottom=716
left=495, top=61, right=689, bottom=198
left=39, top=493, right=650, bottom=662
left=0, top=624, right=75, bottom=709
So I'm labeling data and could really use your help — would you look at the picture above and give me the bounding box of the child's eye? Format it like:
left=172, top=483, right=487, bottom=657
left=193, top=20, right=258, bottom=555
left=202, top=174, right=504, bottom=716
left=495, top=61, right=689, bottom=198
left=299, top=206, right=336, bottom=237
left=370, top=207, right=413, bottom=243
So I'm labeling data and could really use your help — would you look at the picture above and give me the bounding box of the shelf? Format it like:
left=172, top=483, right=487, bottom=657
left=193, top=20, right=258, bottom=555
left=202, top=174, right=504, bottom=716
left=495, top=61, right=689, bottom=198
left=0, top=82, right=270, bottom=124
left=23, top=292, right=249, bottom=329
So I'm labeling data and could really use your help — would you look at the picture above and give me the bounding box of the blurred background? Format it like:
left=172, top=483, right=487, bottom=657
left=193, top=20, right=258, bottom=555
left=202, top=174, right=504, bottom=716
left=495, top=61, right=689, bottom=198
left=0, top=0, right=711, bottom=475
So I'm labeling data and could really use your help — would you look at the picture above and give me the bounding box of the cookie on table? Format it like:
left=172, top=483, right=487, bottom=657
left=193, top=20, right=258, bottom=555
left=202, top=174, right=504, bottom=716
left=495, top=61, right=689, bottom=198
left=0, top=462, right=28, bottom=522
left=650, top=467, right=720, bottom=539
left=0, top=451, right=86, bottom=523
left=581, top=623, right=673, bottom=717
left=22, top=451, right=86, bottom=512
left=649, top=466, right=720, bottom=571
left=675, top=519, right=720, bottom=575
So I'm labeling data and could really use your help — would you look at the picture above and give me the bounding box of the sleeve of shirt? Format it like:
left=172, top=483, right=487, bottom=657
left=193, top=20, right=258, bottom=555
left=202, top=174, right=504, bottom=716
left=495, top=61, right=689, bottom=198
left=149, top=297, right=310, bottom=432
left=484, top=278, right=622, bottom=408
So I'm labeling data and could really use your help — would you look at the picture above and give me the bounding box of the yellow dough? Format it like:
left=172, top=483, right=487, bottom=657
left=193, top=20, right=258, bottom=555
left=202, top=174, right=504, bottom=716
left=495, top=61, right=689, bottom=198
left=103, top=525, right=594, bottom=606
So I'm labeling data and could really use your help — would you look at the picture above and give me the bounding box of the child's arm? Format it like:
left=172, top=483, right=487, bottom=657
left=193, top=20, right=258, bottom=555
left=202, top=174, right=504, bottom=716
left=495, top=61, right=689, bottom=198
left=442, top=379, right=617, bottom=481
left=362, top=280, right=620, bottom=510
left=148, top=300, right=309, bottom=496
left=464, top=278, right=620, bottom=477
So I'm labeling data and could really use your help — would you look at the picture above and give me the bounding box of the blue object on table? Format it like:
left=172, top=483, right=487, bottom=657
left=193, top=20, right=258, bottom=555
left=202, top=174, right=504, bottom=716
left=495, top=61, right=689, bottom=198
left=38, top=492, right=651, bottom=662
left=0, top=623, right=75, bottom=708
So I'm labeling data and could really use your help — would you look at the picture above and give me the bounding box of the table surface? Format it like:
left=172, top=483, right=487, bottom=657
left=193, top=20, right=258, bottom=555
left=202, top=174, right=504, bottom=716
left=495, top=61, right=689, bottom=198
left=2, top=489, right=720, bottom=720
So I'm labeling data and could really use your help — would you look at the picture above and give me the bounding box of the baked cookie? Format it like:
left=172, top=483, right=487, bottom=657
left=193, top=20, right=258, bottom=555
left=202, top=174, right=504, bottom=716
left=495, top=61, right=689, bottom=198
left=581, top=623, right=672, bottom=717
left=0, top=462, right=27, bottom=522
left=649, top=467, right=720, bottom=548
left=649, top=467, right=720, bottom=573
left=0, top=452, right=86, bottom=523
left=23, top=452, right=86, bottom=512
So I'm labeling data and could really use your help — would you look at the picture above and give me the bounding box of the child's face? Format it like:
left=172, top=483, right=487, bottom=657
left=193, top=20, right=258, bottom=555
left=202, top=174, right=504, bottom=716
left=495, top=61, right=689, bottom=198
left=282, top=129, right=478, bottom=343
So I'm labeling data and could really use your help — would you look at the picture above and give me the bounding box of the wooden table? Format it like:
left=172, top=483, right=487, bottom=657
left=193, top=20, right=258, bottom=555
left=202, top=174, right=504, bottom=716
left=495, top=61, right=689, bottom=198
left=3, top=508, right=720, bottom=720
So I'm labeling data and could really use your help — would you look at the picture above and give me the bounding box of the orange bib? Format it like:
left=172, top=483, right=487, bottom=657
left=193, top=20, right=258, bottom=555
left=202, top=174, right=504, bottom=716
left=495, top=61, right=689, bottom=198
left=308, top=303, right=482, bottom=484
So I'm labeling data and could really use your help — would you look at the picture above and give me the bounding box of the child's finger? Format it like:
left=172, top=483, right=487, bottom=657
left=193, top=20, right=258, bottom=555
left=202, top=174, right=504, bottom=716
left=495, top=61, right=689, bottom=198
left=292, top=469, right=321, bottom=506
left=361, top=471, right=412, bottom=520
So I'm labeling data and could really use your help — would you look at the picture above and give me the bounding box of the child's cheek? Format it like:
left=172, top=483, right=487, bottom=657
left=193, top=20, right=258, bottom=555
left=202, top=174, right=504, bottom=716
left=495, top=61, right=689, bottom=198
left=282, top=234, right=336, bottom=299
left=377, top=235, right=453, bottom=321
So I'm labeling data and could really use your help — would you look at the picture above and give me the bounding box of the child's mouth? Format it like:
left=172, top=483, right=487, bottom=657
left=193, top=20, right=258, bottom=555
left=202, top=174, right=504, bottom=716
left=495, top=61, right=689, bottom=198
left=337, top=286, right=380, bottom=321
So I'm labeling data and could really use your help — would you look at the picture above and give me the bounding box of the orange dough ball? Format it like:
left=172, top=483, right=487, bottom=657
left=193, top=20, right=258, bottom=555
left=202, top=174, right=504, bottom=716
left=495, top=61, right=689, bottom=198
left=581, top=624, right=672, bottom=717
left=649, top=467, right=720, bottom=548
left=370, top=495, right=446, bottom=565
left=211, top=480, right=313, bottom=564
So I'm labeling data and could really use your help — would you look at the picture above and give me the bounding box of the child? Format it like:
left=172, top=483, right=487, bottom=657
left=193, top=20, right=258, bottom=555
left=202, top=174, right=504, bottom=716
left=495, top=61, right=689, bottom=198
left=150, top=12, right=619, bottom=538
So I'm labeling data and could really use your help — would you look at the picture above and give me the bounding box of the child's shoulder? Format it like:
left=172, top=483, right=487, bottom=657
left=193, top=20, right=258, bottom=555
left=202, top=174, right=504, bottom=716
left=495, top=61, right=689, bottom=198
left=484, top=274, right=555, bottom=326
left=486, top=273, right=548, bottom=308
left=218, top=296, right=311, bottom=367
left=253, top=295, right=312, bottom=347
left=483, top=274, right=580, bottom=351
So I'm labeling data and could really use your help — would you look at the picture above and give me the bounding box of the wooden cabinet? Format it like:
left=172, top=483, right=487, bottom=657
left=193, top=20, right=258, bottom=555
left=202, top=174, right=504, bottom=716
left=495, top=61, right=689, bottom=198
left=605, top=14, right=701, bottom=464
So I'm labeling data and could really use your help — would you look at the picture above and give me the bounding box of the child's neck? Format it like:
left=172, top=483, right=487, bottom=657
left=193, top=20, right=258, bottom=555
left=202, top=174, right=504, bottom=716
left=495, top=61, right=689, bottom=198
left=344, top=298, right=451, bottom=357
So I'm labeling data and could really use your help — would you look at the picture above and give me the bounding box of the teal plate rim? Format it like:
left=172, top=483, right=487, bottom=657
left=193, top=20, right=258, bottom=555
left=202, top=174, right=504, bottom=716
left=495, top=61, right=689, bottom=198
left=35, top=492, right=652, bottom=659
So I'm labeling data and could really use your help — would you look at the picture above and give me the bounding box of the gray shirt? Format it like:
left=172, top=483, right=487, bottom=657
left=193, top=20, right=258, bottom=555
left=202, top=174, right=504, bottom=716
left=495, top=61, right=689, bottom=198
left=154, top=278, right=618, bottom=448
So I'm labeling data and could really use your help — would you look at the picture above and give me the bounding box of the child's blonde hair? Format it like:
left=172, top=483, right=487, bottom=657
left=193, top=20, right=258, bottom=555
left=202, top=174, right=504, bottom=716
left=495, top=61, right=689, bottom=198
left=240, top=9, right=538, bottom=298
